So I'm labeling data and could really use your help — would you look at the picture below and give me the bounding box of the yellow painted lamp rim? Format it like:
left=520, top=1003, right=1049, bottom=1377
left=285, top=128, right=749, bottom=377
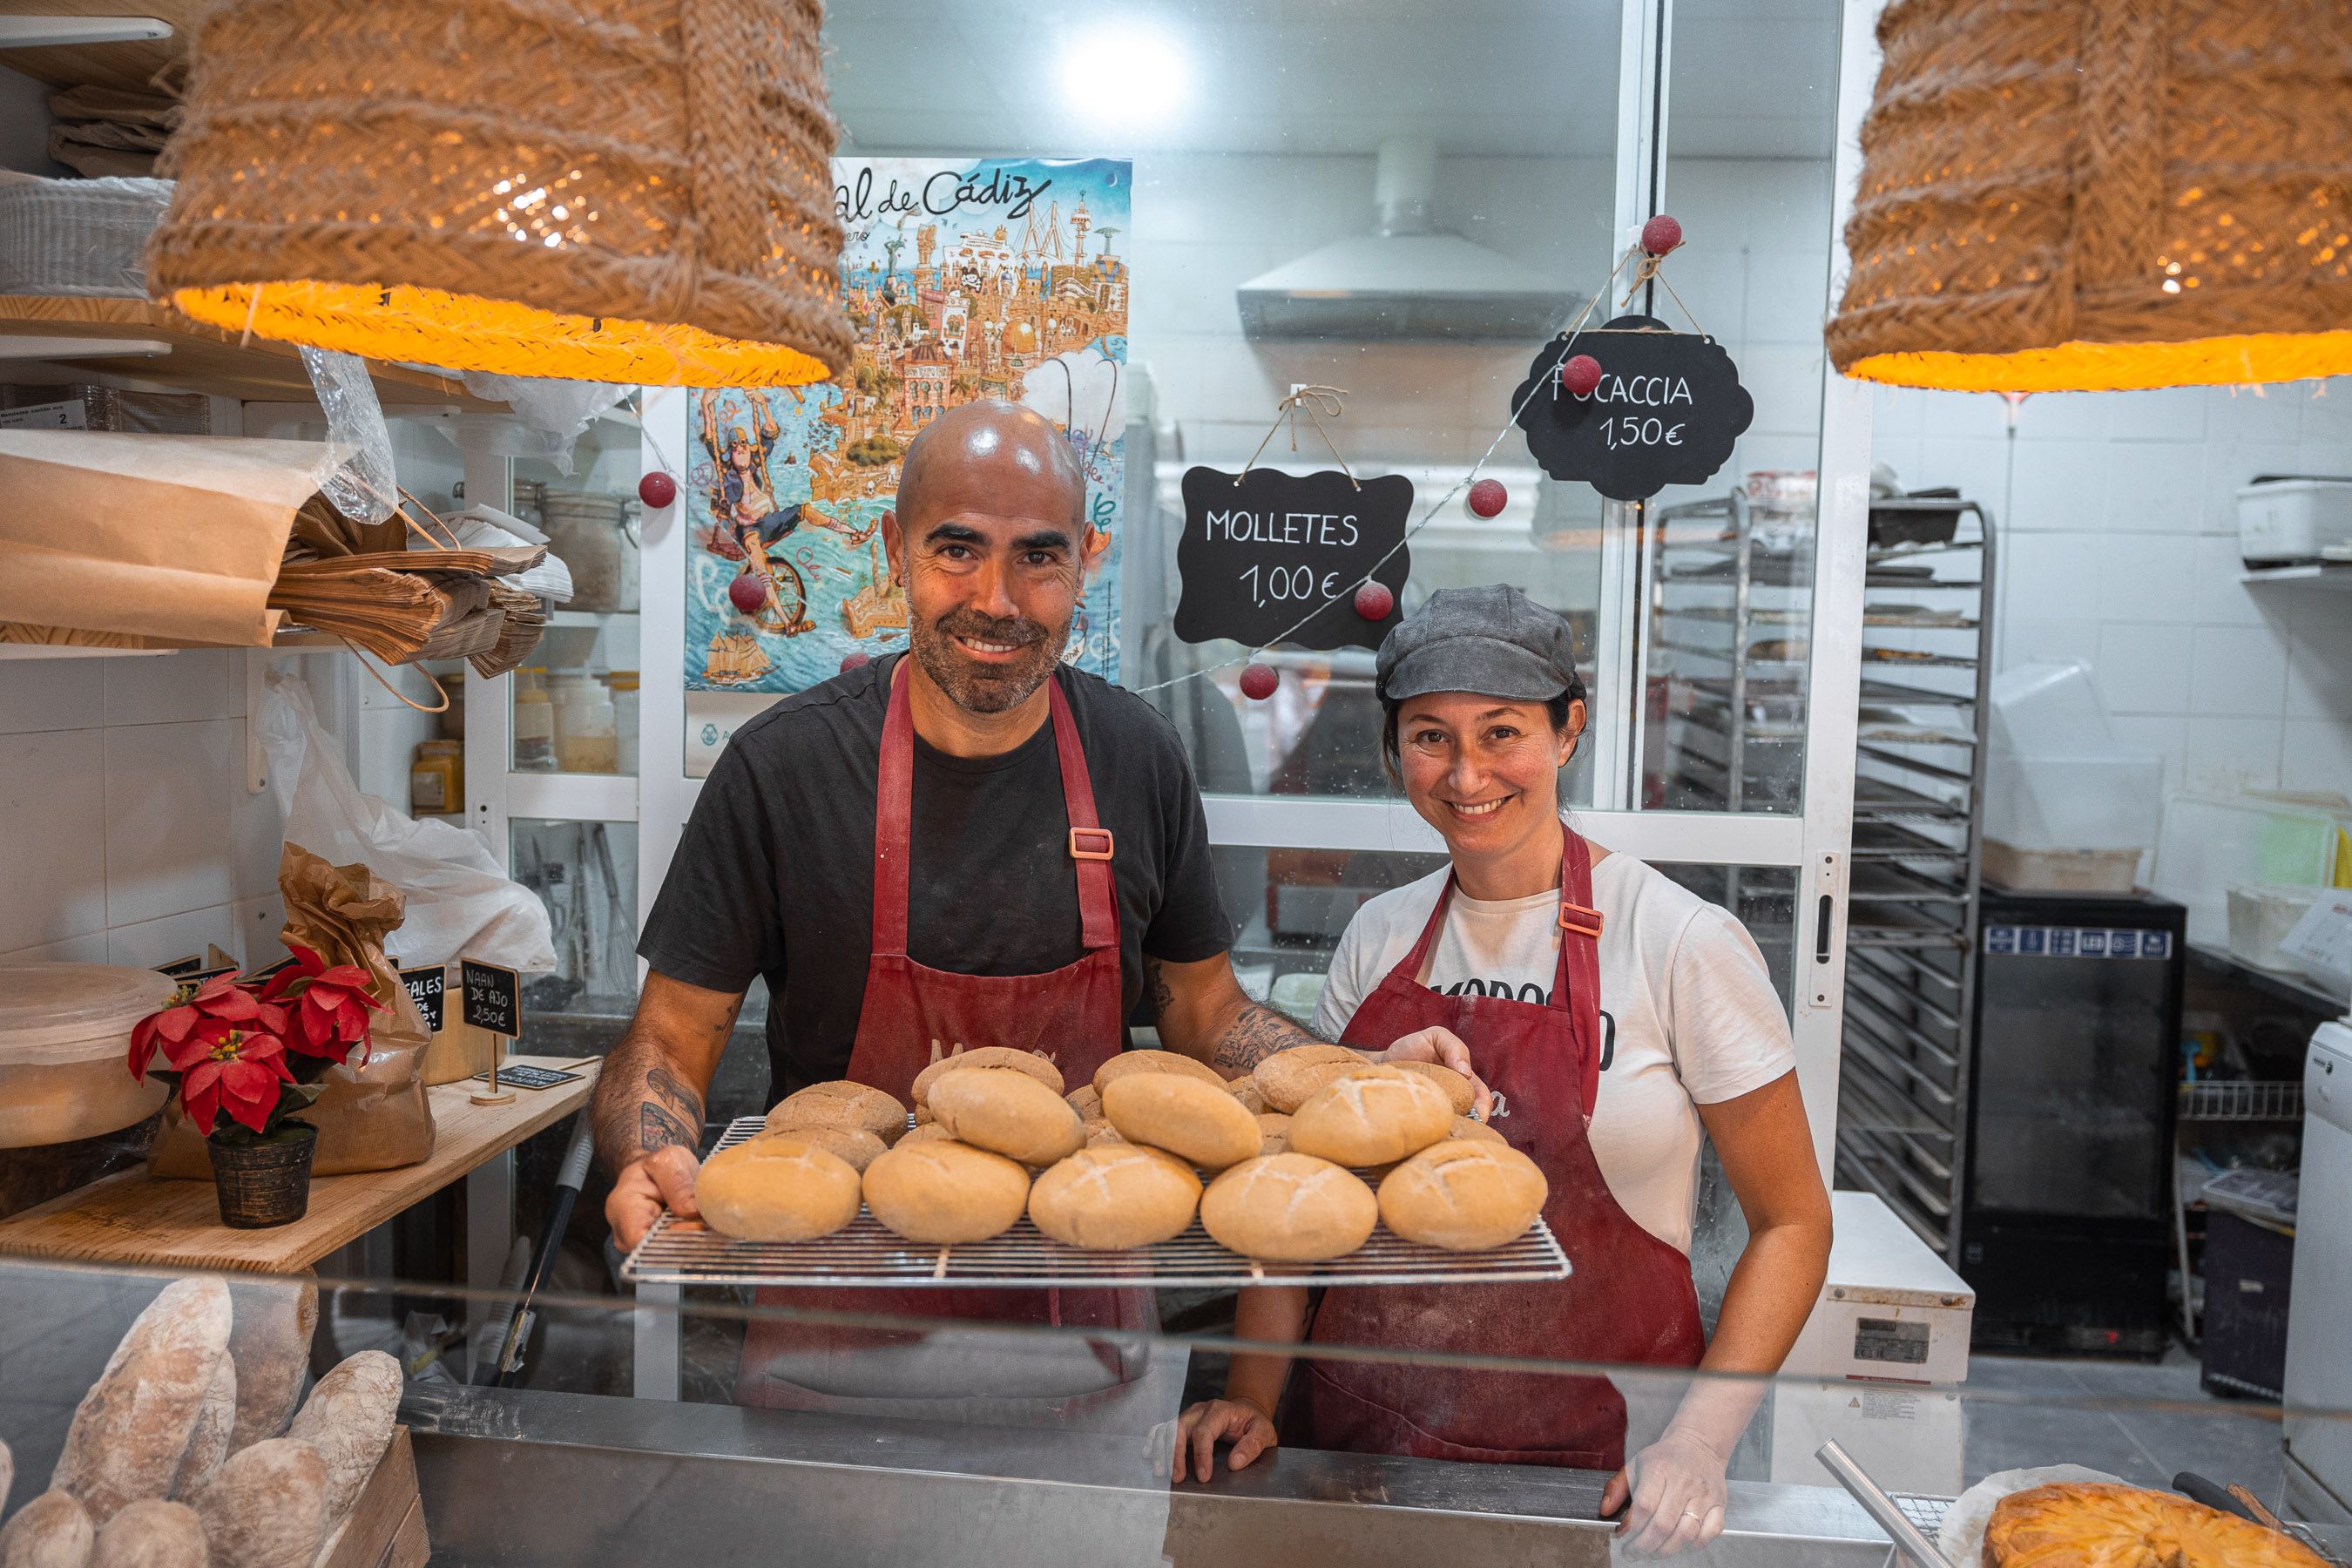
left=1840, top=329, right=2352, bottom=394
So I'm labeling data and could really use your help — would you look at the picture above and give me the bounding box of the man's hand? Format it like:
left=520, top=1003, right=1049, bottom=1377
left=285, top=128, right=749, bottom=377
left=1371, top=1025, right=1494, bottom=1119
left=606, top=1145, right=704, bottom=1253
left=1159, top=1396, right=1278, bottom=1484
left=1602, top=1429, right=1729, bottom=1558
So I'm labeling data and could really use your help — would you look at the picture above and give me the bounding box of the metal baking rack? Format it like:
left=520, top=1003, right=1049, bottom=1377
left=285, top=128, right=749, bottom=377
left=620, top=1118, right=1571, bottom=1290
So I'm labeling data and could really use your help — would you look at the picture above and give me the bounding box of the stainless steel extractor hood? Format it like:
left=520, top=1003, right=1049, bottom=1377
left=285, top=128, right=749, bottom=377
left=1237, top=138, right=1578, bottom=341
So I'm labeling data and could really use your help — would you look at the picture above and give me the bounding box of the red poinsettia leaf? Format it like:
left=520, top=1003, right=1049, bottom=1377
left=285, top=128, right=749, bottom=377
left=200, top=985, right=260, bottom=1022
left=184, top=1080, right=220, bottom=1136
left=315, top=963, right=374, bottom=990
left=287, top=943, right=327, bottom=973
left=153, top=1004, right=200, bottom=1044
left=253, top=1000, right=289, bottom=1034
left=162, top=1033, right=215, bottom=1071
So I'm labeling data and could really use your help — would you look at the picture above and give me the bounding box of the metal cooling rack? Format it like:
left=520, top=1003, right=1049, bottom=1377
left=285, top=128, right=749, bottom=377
left=620, top=1118, right=1571, bottom=1290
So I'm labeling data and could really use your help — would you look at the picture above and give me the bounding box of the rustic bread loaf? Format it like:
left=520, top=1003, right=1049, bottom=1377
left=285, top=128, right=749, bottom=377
left=1450, top=1116, right=1507, bottom=1146
left=1201, top=1154, right=1377, bottom=1261
left=1064, top=1084, right=1102, bottom=1119
left=897, top=1121, right=954, bottom=1148
left=1252, top=1044, right=1384, bottom=1113
left=697, top=1138, right=862, bottom=1241
left=1984, top=1482, right=2328, bottom=1568
left=168, top=1351, right=234, bottom=1498
left=51, top=1274, right=232, bottom=1523
left=913, top=1103, right=936, bottom=1126
left=1227, top=1077, right=1270, bottom=1113
left=759, top=1122, right=887, bottom=1172
left=764, top=1080, right=907, bottom=1142
left=1255, top=1112, right=1292, bottom=1157
left=1377, top=1142, right=1549, bottom=1251
left=910, top=1047, right=1063, bottom=1105
left=1084, top=1117, right=1125, bottom=1147
left=1102, top=1073, right=1260, bottom=1169
left=226, top=1275, right=317, bottom=1451
left=1029, top=1146, right=1202, bottom=1249
left=927, top=1069, right=1085, bottom=1166
left=0, top=1491, right=92, bottom=1568
left=1392, top=1060, right=1477, bottom=1115
left=286, top=1351, right=400, bottom=1525
left=1092, top=1049, right=1227, bottom=1095
left=187, top=1439, right=328, bottom=1568
left=1288, top=1070, right=1454, bottom=1167
left=91, top=1499, right=205, bottom=1568
left=862, top=1140, right=1031, bottom=1244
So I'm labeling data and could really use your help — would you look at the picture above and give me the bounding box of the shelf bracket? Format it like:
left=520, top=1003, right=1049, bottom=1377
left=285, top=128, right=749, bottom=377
left=0, top=15, right=171, bottom=49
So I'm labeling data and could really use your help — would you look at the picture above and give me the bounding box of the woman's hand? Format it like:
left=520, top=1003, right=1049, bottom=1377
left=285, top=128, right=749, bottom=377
left=1602, top=1429, right=1729, bottom=1557
left=1373, top=1025, right=1495, bottom=1119
left=1161, top=1396, right=1278, bottom=1484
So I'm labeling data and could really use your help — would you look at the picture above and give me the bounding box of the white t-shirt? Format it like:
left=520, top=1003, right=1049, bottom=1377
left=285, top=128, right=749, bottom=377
left=1312, top=853, right=1794, bottom=1254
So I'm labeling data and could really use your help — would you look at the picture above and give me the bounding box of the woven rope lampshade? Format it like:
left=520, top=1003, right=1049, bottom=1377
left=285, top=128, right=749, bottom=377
left=1828, top=0, right=2352, bottom=393
left=145, top=0, right=854, bottom=387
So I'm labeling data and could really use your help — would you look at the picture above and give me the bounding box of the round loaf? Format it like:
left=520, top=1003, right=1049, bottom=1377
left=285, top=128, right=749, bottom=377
left=1201, top=1153, right=1377, bottom=1261
left=1084, top=1117, right=1125, bottom=1147
left=91, top=1498, right=206, bottom=1568
left=764, top=1080, right=907, bottom=1142
left=1393, top=1060, right=1477, bottom=1115
left=1029, top=1146, right=1202, bottom=1249
left=696, top=1138, right=862, bottom=1241
left=0, top=1491, right=92, bottom=1568
left=1228, top=1077, right=1270, bottom=1113
left=928, top=1068, right=1085, bottom=1166
left=898, top=1121, right=954, bottom=1148
left=1377, top=1142, right=1549, bottom=1251
left=1093, top=1048, right=1229, bottom=1094
left=1255, top=1112, right=1292, bottom=1157
left=1289, top=1070, right=1454, bottom=1167
left=862, top=1140, right=1031, bottom=1244
left=1102, top=1073, right=1260, bottom=1169
left=1065, top=1084, right=1102, bottom=1119
left=1254, top=1044, right=1385, bottom=1112
left=759, top=1122, right=886, bottom=1172
left=1450, top=1115, right=1508, bottom=1146
left=911, top=1047, right=1063, bottom=1105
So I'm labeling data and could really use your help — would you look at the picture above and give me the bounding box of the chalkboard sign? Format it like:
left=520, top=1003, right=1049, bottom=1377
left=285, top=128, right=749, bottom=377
left=1512, top=315, right=1754, bottom=502
left=460, top=958, right=520, bottom=1038
left=401, top=964, right=446, bottom=1033
left=470, top=1064, right=583, bottom=1092
left=1173, top=468, right=1411, bottom=651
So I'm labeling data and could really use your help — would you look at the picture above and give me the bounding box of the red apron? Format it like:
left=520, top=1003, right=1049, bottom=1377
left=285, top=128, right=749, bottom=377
left=736, top=660, right=1153, bottom=1412
left=1285, top=832, right=1707, bottom=1470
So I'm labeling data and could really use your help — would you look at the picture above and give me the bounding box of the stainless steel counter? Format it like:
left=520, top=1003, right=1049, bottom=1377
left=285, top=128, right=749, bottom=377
left=402, top=1383, right=1905, bottom=1568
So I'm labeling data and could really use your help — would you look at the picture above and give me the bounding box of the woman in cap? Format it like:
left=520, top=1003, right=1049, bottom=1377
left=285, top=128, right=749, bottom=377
left=1173, top=585, right=1832, bottom=1557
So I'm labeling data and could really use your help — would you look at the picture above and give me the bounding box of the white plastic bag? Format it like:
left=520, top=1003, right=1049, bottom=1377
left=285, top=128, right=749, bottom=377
left=260, top=670, right=556, bottom=971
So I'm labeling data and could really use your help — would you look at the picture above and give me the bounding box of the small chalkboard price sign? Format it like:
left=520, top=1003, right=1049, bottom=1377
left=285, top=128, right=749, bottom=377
left=400, top=964, right=445, bottom=1034
left=1512, top=315, right=1754, bottom=502
left=1173, top=468, right=1411, bottom=652
left=460, top=958, right=521, bottom=1105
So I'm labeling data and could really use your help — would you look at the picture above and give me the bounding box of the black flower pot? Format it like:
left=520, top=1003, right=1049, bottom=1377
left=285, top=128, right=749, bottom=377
left=207, top=1125, right=318, bottom=1228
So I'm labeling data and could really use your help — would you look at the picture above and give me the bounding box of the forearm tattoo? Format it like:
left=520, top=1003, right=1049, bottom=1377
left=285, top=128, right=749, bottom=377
left=639, top=1064, right=704, bottom=1155
left=1213, top=1002, right=1325, bottom=1073
left=591, top=1015, right=723, bottom=1173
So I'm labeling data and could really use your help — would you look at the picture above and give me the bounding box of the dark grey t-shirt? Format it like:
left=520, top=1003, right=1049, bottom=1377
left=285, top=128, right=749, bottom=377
left=638, top=655, right=1235, bottom=1100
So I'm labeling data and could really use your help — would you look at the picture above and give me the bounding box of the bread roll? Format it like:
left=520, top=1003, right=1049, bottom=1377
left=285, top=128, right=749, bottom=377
left=1065, top=1084, right=1102, bottom=1119
left=1253, top=1044, right=1386, bottom=1112
left=186, top=1440, right=327, bottom=1568
left=1101, top=1073, right=1260, bottom=1169
left=168, top=1350, right=234, bottom=1497
left=760, top=1121, right=886, bottom=1172
left=0, top=1491, right=92, bottom=1568
left=913, top=1103, right=936, bottom=1126
left=1092, top=1049, right=1228, bottom=1095
left=910, top=1047, right=1062, bottom=1105
left=764, top=1080, right=906, bottom=1142
left=1083, top=1117, right=1125, bottom=1147
left=226, top=1275, right=317, bottom=1450
left=285, top=1350, right=401, bottom=1524
left=91, top=1498, right=205, bottom=1568
left=1450, top=1115, right=1508, bottom=1146
left=697, top=1138, right=862, bottom=1241
left=1201, top=1154, right=1377, bottom=1261
left=898, top=1121, right=954, bottom=1148
left=1029, top=1146, right=1202, bottom=1249
left=1255, top=1112, right=1292, bottom=1157
left=928, top=1069, right=1085, bottom=1166
left=51, top=1274, right=232, bottom=1523
left=1377, top=1142, right=1549, bottom=1251
left=1393, top=1060, right=1477, bottom=1116
left=1228, top=1078, right=1270, bottom=1114
left=1288, top=1069, right=1453, bottom=1167
left=862, top=1140, right=1031, bottom=1244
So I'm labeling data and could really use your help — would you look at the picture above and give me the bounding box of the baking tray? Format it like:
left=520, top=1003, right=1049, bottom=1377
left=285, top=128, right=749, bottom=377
left=621, top=1118, right=1572, bottom=1290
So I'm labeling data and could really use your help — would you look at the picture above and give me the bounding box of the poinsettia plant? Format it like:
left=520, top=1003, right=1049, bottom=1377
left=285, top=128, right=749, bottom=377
left=127, top=945, right=386, bottom=1145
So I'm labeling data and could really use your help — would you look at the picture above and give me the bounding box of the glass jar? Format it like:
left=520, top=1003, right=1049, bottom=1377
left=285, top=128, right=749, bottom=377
left=409, top=739, right=464, bottom=816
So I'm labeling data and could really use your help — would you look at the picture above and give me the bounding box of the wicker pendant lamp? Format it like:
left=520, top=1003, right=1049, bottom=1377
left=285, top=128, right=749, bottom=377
left=145, top=0, right=853, bottom=387
left=1828, top=0, right=2352, bottom=393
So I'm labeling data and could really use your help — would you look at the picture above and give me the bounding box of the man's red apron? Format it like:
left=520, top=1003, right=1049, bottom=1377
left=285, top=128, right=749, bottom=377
left=736, top=660, right=1153, bottom=1412
left=1285, top=831, right=1707, bottom=1470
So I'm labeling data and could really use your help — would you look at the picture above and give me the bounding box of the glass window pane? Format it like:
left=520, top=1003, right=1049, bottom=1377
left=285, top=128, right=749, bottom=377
left=512, top=416, right=642, bottom=776
left=510, top=819, right=639, bottom=1022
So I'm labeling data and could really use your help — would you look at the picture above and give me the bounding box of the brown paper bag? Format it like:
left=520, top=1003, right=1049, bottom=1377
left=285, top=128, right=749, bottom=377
left=151, top=842, right=437, bottom=1178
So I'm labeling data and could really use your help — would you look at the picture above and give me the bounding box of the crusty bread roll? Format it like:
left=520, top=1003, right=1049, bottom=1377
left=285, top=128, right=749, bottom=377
left=186, top=1439, right=327, bottom=1568
left=1393, top=1060, right=1477, bottom=1116
left=1084, top=1117, right=1125, bottom=1147
left=51, top=1274, right=231, bottom=1524
left=764, top=1080, right=907, bottom=1142
left=1102, top=1073, right=1260, bottom=1169
left=1228, top=1077, right=1270, bottom=1113
left=1201, top=1153, right=1377, bottom=1261
left=91, top=1498, right=206, bottom=1568
left=0, top=1490, right=92, bottom=1568
left=898, top=1121, right=954, bottom=1148
left=913, top=1103, right=935, bottom=1126
left=1065, top=1084, right=1102, bottom=1119
left=1377, top=1141, right=1549, bottom=1251
left=1093, top=1048, right=1229, bottom=1096
left=1029, top=1146, right=1202, bottom=1249
left=696, top=1138, right=862, bottom=1241
left=1450, top=1115, right=1508, bottom=1146
left=862, top=1139, right=1031, bottom=1244
left=911, top=1047, right=1063, bottom=1105
left=1288, top=1070, right=1454, bottom=1167
left=286, top=1350, right=400, bottom=1524
left=928, top=1068, right=1085, bottom=1166
left=1253, top=1044, right=1387, bottom=1112
left=1255, top=1112, right=1292, bottom=1157
left=760, top=1122, right=887, bottom=1172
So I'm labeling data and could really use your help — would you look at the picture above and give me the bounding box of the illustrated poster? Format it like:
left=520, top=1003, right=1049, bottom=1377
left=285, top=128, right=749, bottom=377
left=685, top=157, right=1131, bottom=696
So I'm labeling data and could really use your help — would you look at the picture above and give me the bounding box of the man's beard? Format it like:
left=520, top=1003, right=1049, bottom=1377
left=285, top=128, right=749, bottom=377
left=910, top=606, right=1069, bottom=714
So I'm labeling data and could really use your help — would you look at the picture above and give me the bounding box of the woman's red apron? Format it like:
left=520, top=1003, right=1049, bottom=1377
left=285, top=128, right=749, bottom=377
left=736, top=661, right=1153, bottom=1412
left=1285, top=831, right=1707, bottom=1470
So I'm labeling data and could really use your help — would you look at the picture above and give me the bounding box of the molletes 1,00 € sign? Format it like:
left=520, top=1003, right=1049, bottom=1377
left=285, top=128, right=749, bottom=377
left=1512, top=315, right=1754, bottom=502
left=1173, top=467, right=1411, bottom=652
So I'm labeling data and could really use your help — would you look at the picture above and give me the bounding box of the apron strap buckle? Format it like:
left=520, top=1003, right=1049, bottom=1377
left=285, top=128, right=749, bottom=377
left=1068, top=827, right=1115, bottom=862
left=1558, top=901, right=1604, bottom=939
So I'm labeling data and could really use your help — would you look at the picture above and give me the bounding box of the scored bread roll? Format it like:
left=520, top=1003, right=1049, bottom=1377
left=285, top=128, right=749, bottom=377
left=1029, top=1146, right=1202, bottom=1249
left=898, top=1121, right=954, bottom=1148
left=1254, top=1044, right=1388, bottom=1112
left=1377, top=1141, right=1549, bottom=1251
left=1288, top=1070, right=1454, bottom=1166
left=1102, top=1073, right=1260, bottom=1169
left=1084, top=1117, right=1125, bottom=1147
left=1393, top=1060, right=1477, bottom=1116
left=1065, top=1084, right=1102, bottom=1119
left=697, top=1138, right=862, bottom=1241
left=1093, top=1048, right=1229, bottom=1095
left=760, top=1122, right=887, bottom=1172
left=764, top=1080, right=907, bottom=1142
left=913, top=1103, right=935, bottom=1126
left=1255, top=1112, right=1292, bottom=1157
left=928, top=1068, right=1085, bottom=1166
left=1201, top=1154, right=1377, bottom=1261
left=1228, top=1078, right=1270, bottom=1114
left=862, top=1139, right=1031, bottom=1244
left=911, top=1047, right=1063, bottom=1105
left=1450, top=1115, right=1508, bottom=1146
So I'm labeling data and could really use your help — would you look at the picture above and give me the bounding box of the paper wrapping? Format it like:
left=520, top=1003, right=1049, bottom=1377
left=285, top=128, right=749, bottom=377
left=0, top=431, right=331, bottom=645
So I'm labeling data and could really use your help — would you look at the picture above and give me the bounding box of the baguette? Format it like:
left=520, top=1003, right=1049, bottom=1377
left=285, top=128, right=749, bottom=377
left=167, top=1352, right=234, bottom=1498
left=226, top=1275, right=317, bottom=1451
left=186, top=1439, right=328, bottom=1568
left=285, top=1351, right=402, bottom=1525
left=51, top=1275, right=232, bottom=1523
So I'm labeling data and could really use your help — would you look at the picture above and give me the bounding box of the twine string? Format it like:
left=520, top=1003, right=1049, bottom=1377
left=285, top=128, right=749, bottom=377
left=1237, top=385, right=1358, bottom=490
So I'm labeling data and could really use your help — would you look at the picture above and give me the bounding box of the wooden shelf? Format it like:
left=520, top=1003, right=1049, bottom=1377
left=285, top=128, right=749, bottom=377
left=0, top=296, right=500, bottom=409
left=2240, top=561, right=2352, bottom=593
left=0, top=0, right=192, bottom=92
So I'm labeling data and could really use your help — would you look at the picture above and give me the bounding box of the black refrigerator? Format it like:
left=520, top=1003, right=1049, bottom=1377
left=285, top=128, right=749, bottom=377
left=1959, top=888, right=2186, bottom=1355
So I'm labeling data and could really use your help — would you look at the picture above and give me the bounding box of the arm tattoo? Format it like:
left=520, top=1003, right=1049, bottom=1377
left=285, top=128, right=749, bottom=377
left=639, top=1065, right=704, bottom=1155
left=591, top=1000, right=733, bottom=1173
left=1143, top=957, right=1176, bottom=1024
left=1212, top=1002, right=1326, bottom=1073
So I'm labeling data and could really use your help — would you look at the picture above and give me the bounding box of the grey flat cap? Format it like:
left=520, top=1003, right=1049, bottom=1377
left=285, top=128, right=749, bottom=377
left=1375, top=585, right=1582, bottom=703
